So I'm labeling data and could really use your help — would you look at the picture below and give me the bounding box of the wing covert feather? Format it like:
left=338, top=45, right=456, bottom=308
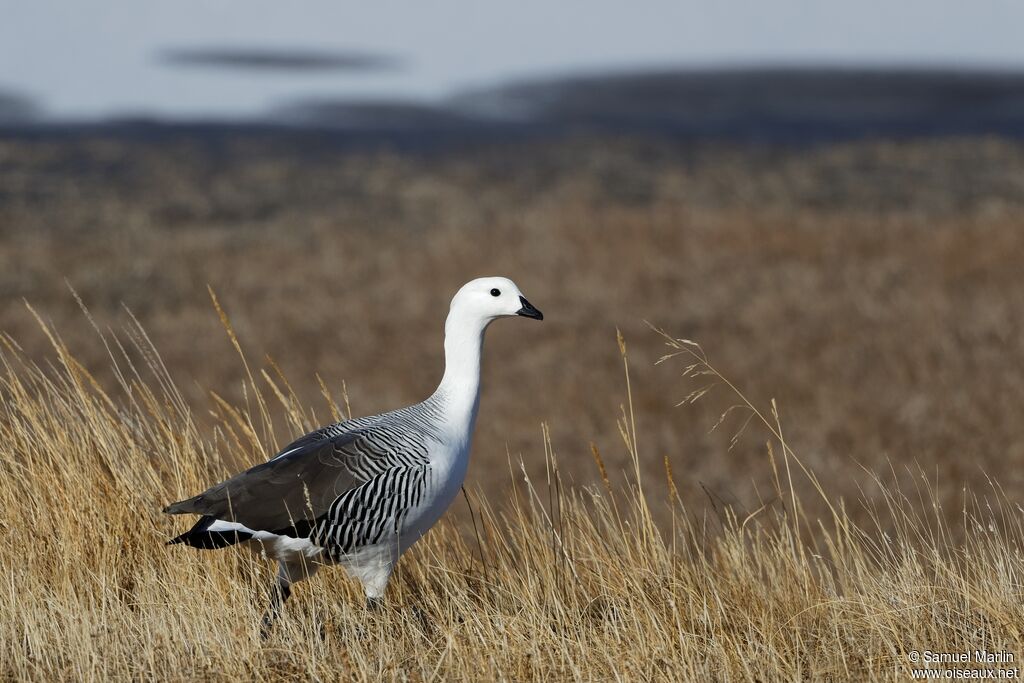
left=164, top=428, right=370, bottom=531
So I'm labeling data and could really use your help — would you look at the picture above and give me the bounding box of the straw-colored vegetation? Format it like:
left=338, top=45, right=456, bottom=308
left=3, top=135, right=1024, bottom=526
left=1, top=307, right=1021, bottom=681
left=2, top=134, right=1024, bottom=679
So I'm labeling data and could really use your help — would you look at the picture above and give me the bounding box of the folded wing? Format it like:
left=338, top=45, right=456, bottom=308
left=164, top=427, right=370, bottom=534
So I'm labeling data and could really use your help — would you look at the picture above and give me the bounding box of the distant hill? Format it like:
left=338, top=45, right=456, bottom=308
left=269, top=100, right=477, bottom=129
left=0, top=90, right=41, bottom=124
left=4, top=67, right=1024, bottom=145
left=450, top=67, right=1024, bottom=142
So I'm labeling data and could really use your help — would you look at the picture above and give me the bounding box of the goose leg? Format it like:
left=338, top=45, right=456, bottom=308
left=260, top=563, right=292, bottom=638
left=260, top=560, right=318, bottom=639
left=359, top=554, right=395, bottom=613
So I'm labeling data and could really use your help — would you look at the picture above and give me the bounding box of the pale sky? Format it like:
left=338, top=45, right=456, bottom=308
left=2, top=1, right=1023, bottom=120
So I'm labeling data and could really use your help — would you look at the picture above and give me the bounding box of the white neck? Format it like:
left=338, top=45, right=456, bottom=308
left=431, top=308, right=490, bottom=428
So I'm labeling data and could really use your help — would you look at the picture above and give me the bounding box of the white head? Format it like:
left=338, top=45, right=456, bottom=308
left=447, top=277, right=543, bottom=329
left=435, top=276, right=542, bottom=404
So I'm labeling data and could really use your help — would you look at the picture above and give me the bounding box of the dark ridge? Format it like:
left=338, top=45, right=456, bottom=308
left=157, top=47, right=403, bottom=72
left=450, top=66, right=1024, bottom=143
left=0, top=89, right=42, bottom=124
left=269, top=99, right=479, bottom=129
left=0, top=118, right=556, bottom=156
left=3, top=68, right=1024, bottom=148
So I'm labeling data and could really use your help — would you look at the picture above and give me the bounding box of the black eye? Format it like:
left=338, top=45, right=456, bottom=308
left=490, top=288, right=501, bottom=297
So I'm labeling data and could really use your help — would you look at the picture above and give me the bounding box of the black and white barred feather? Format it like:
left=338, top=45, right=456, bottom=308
left=165, top=394, right=449, bottom=553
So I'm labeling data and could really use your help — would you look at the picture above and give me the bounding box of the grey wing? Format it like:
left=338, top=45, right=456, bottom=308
left=164, top=426, right=373, bottom=534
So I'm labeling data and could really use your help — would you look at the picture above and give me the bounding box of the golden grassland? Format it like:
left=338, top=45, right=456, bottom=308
left=2, top=135, right=1024, bottom=523
left=1, top=134, right=1024, bottom=679
left=0, top=311, right=1022, bottom=681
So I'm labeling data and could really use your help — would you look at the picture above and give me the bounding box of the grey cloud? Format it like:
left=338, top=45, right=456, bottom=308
left=157, top=48, right=403, bottom=73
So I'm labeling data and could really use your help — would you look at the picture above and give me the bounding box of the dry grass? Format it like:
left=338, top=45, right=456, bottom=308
left=2, top=134, right=1024, bottom=528
left=2, top=133, right=1024, bottom=679
left=1, top=309, right=1022, bottom=681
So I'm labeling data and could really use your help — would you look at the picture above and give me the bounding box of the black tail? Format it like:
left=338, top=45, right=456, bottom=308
left=167, top=515, right=254, bottom=549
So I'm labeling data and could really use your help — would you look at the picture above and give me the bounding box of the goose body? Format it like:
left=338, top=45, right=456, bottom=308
left=164, top=277, right=543, bottom=626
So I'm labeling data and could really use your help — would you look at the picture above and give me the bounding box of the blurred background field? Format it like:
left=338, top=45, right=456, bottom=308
left=2, top=121, right=1023, bottom=526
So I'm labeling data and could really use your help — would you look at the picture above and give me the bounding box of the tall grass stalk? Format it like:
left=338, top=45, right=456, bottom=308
left=0, top=312, right=1021, bottom=680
